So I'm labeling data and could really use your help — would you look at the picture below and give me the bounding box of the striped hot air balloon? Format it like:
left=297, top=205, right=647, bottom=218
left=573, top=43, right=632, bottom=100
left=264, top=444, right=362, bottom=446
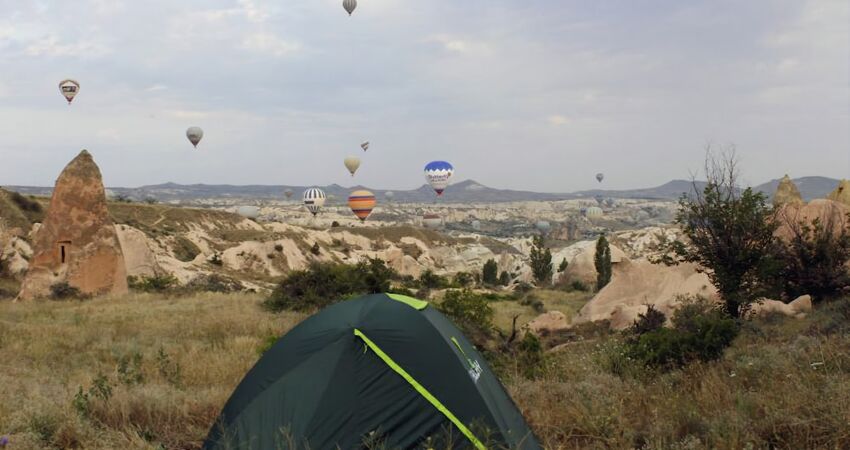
left=303, top=188, right=326, bottom=216
left=343, top=0, right=356, bottom=15
left=348, top=190, right=376, bottom=222
left=58, top=79, right=80, bottom=104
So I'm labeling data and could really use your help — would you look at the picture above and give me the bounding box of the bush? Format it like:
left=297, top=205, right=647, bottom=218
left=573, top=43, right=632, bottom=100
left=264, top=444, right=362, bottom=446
left=263, top=259, right=398, bottom=312
left=629, top=304, right=666, bottom=336
left=498, top=271, right=511, bottom=286
left=10, top=191, right=42, bottom=213
left=595, top=234, right=612, bottom=290
left=310, top=242, right=321, bottom=256
left=557, top=258, right=568, bottom=272
left=184, top=274, right=242, bottom=293
left=772, top=208, right=850, bottom=303
left=807, top=297, right=850, bottom=336
left=453, top=272, right=474, bottom=288
left=624, top=297, right=738, bottom=370
left=482, top=259, right=499, bottom=285
left=49, top=282, right=84, bottom=300
left=331, top=221, right=340, bottom=228
left=516, top=332, right=548, bottom=379
left=419, top=269, right=447, bottom=290
left=128, top=274, right=178, bottom=293
left=438, top=289, right=494, bottom=341
left=172, top=236, right=201, bottom=262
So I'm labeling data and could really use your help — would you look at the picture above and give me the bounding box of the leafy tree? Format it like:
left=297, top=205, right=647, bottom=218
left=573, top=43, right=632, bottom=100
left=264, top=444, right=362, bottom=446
left=772, top=206, right=850, bottom=303
left=419, top=269, right=447, bottom=290
left=661, top=149, right=777, bottom=318
left=482, top=259, right=499, bottom=285
left=595, top=234, right=612, bottom=290
left=438, top=289, right=494, bottom=341
left=529, top=235, right=552, bottom=284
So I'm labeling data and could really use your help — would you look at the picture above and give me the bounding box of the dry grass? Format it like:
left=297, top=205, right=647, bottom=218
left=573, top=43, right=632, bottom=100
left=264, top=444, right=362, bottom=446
left=1, top=293, right=848, bottom=449
left=0, top=293, right=305, bottom=449
left=491, top=289, right=592, bottom=332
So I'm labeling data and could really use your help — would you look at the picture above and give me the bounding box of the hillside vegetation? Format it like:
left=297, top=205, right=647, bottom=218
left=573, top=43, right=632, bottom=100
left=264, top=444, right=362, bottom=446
left=0, top=291, right=847, bottom=449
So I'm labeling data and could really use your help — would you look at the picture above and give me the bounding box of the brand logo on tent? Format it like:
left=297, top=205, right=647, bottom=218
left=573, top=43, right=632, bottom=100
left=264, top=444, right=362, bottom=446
left=467, top=359, right=482, bottom=382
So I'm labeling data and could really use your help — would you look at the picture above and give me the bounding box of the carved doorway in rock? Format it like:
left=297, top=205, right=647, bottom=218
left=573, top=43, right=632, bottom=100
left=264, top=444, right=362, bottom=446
left=57, top=240, right=71, bottom=265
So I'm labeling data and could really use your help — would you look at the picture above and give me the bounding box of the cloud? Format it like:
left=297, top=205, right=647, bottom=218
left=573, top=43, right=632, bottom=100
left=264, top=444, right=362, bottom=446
left=547, top=115, right=570, bottom=126
left=425, top=34, right=488, bottom=54
left=241, top=33, right=301, bottom=57
left=23, top=36, right=110, bottom=58
left=145, top=84, right=168, bottom=92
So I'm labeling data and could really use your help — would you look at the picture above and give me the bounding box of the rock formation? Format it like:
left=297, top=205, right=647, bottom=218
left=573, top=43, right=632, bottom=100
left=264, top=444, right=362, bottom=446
left=525, top=311, right=570, bottom=336
left=774, top=199, right=849, bottom=241
left=18, top=150, right=128, bottom=300
left=749, top=295, right=812, bottom=319
left=827, top=179, right=850, bottom=207
left=773, top=175, right=804, bottom=207
left=560, top=242, right=627, bottom=287
left=573, top=259, right=717, bottom=329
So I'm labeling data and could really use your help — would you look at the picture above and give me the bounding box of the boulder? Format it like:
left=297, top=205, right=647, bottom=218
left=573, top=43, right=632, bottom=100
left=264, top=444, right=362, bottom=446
left=827, top=179, right=850, bottom=207
left=574, top=259, right=717, bottom=329
left=525, top=311, right=569, bottom=336
left=18, top=150, right=128, bottom=300
left=773, top=174, right=804, bottom=207
left=115, top=225, right=159, bottom=278
left=749, top=295, right=813, bottom=319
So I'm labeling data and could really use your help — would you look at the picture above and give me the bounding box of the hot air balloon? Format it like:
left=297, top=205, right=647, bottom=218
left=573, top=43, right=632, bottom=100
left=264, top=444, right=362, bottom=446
left=535, top=220, right=551, bottom=233
left=585, top=206, right=603, bottom=219
left=237, top=206, right=260, bottom=219
left=471, top=220, right=481, bottom=231
left=596, top=173, right=604, bottom=183
left=284, top=188, right=294, bottom=200
left=424, top=161, right=454, bottom=196
left=422, top=214, right=442, bottom=229
left=348, top=190, right=376, bottom=222
left=343, top=0, right=356, bottom=15
left=361, top=141, right=369, bottom=152
left=186, top=127, right=204, bottom=148
left=595, top=195, right=605, bottom=206
left=384, top=191, right=394, bottom=200
left=344, top=156, right=361, bottom=176
left=303, top=188, right=326, bottom=216
left=58, top=79, right=80, bottom=104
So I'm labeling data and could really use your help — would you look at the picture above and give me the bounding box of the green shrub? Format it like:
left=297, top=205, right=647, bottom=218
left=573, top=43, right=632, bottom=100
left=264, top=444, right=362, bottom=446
left=263, top=259, right=397, bottom=312
left=184, top=274, right=242, bottom=293
left=116, top=351, right=144, bottom=385
left=529, top=235, right=552, bottom=284
left=629, top=304, right=666, bottom=336
left=256, top=334, right=278, bottom=355
left=807, top=297, right=850, bottom=336
left=128, top=274, right=178, bottom=293
left=438, top=289, right=494, bottom=340
left=156, top=347, right=182, bottom=387
left=625, top=298, right=738, bottom=370
left=570, top=280, right=589, bottom=292
left=172, top=236, right=201, bottom=262
left=310, top=242, right=321, bottom=255
left=517, top=332, right=547, bottom=379
left=419, top=269, right=448, bottom=290
left=595, top=234, right=612, bottom=290
left=482, top=259, right=499, bottom=285
left=452, top=272, right=474, bottom=288
left=49, top=282, right=84, bottom=300
left=557, top=258, right=568, bottom=272
left=498, top=271, right=511, bottom=286
left=10, top=191, right=42, bottom=213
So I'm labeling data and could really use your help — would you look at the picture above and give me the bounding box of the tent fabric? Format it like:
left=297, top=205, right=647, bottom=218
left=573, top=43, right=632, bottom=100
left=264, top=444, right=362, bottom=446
left=203, top=293, right=541, bottom=450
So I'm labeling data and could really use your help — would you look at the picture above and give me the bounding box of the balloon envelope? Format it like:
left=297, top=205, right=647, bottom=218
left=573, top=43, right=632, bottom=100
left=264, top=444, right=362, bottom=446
left=237, top=206, right=260, bottom=219
left=303, top=188, right=326, bottom=216
left=384, top=191, right=394, bottom=199
left=343, top=0, right=356, bottom=15
left=596, top=173, right=604, bottom=183
left=186, top=127, right=204, bottom=147
left=424, top=161, right=454, bottom=196
left=361, top=141, right=369, bottom=151
left=348, top=190, right=376, bottom=222
left=471, top=220, right=481, bottom=231
left=284, top=189, right=294, bottom=199
left=535, top=220, right=551, bottom=232
left=585, top=206, right=603, bottom=218
left=344, top=157, right=361, bottom=176
left=59, top=79, right=80, bottom=104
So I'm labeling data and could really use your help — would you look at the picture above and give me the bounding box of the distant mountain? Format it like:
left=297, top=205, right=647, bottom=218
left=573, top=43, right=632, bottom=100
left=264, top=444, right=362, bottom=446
left=754, top=176, right=840, bottom=201
left=4, top=176, right=840, bottom=204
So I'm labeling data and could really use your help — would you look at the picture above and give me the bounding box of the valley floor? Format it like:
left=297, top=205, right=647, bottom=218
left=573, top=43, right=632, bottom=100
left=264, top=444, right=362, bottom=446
left=0, top=293, right=847, bottom=449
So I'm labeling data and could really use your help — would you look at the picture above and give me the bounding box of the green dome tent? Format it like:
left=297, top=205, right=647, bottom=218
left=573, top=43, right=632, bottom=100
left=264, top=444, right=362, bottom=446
left=203, top=293, right=541, bottom=450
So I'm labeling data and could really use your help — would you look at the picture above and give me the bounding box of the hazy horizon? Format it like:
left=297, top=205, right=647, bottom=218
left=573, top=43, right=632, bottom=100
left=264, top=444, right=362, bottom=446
left=0, top=0, right=847, bottom=191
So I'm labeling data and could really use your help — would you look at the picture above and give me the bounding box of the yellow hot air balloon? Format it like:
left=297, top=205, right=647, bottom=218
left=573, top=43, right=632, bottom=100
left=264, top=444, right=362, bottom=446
left=348, top=190, right=376, bottom=222
left=344, top=156, right=361, bottom=176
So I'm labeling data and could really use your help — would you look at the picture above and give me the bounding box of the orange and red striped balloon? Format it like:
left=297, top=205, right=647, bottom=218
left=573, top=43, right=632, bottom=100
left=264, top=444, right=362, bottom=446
left=348, top=190, right=376, bottom=222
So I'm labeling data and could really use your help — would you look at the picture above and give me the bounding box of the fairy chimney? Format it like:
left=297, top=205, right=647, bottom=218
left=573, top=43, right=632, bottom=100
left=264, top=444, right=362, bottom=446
left=17, top=150, right=128, bottom=300
left=773, top=175, right=804, bottom=207
left=827, top=179, right=850, bottom=207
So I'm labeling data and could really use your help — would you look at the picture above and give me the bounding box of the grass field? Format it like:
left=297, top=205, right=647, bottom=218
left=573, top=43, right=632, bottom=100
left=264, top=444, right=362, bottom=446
left=0, top=293, right=848, bottom=449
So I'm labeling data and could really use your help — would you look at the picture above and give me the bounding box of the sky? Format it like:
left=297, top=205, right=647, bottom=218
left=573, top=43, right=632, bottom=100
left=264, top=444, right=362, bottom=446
left=0, top=0, right=847, bottom=192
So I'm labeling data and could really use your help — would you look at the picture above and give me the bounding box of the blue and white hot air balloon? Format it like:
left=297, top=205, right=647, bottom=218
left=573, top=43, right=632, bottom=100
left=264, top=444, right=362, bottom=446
left=303, top=188, right=326, bottom=216
left=424, top=161, right=454, bottom=196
